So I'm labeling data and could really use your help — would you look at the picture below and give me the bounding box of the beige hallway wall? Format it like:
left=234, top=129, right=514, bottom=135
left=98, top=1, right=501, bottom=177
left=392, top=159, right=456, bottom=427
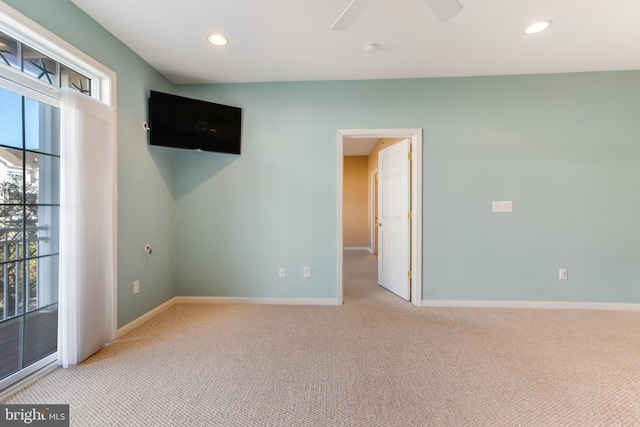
left=343, top=156, right=369, bottom=248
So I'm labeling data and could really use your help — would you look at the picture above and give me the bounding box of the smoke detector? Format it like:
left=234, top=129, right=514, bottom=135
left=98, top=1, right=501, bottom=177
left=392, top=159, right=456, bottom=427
left=363, top=42, right=378, bottom=53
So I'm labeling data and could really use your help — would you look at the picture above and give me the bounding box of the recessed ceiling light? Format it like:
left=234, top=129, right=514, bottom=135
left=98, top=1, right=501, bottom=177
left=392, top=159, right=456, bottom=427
left=524, top=20, right=552, bottom=35
left=207, top=34, right=228, bottom=46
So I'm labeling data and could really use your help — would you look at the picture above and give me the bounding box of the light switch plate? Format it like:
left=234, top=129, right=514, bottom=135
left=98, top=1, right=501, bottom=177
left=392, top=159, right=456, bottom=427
left=492, top=201, right=513, bottom=213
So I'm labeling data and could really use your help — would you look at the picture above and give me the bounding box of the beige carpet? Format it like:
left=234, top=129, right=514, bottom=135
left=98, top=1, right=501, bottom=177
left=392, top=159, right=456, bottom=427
left=3, top=251, right=640, bottom=426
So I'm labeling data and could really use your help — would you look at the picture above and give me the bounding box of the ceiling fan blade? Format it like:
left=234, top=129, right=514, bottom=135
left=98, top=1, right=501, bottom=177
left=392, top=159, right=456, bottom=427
left=330, top=0, right=373, bottom=30
left=421, top=0, right=462, bottom=22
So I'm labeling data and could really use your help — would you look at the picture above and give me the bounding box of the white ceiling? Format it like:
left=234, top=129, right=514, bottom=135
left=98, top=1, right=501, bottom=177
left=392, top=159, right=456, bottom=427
left=70, top=0, right=640, bottom=85
left=343, top=138, right=379, bottom=156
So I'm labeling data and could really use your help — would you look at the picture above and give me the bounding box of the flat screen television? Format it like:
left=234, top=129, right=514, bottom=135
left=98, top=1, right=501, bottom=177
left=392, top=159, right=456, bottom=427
left=148, top=90, right=242, bottom=154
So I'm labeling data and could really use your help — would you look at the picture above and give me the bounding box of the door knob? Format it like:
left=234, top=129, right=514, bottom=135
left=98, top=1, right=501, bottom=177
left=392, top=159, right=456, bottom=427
left=378, top=222, right=382, bottom=227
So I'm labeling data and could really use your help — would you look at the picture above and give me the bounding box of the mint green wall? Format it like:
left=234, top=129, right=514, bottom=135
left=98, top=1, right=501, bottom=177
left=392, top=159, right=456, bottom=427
left=6, top=1, right=640, bottom=326
left=173, top=83, right=340, bottom=298
left=4, top=0, right=177, bottom=326
left=177, top=72, right=640, bottom=303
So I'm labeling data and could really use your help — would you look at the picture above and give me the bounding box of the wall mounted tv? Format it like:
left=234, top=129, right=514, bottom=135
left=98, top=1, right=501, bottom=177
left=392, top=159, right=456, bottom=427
left=148, top=90, right=242, bottom=154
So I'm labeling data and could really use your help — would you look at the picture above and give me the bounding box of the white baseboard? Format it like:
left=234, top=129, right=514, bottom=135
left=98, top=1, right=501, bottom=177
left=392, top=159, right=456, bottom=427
left=119, top=296, right=640, bottom=341
left=343, top=247, right=370, bottom=251
left=116, top=298, right=176, bottom=339
left=174, top=296, right=340, bottom=306
left=421, top=300, right=640, bottom=311
left=116, top=296, right=340, bottom=338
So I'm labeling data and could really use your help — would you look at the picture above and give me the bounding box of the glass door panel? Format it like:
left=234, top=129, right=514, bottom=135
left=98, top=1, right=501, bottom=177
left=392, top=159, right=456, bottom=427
left=0, top=85, right=60, bottom=385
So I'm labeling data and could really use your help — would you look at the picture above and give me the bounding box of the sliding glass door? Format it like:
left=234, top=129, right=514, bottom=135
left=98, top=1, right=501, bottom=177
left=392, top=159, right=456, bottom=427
left=1, top=6, right=113, bottom=391
left=0, top=85, right=60, bottom=383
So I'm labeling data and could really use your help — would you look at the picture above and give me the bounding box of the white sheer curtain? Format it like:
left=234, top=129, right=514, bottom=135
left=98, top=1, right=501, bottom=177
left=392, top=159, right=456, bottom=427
left=58, top=87, right=116, bottom=368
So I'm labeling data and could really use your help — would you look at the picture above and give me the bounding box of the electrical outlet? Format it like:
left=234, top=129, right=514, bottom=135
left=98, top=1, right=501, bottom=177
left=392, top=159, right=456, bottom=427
left=492, top=201, right=513, bottom=213
left=279, top=267, right=285, bottom=278
left=303, top=266, right=311, bottom=277
left=559, top=268, right=568, bottom=280
left=133, top=280, right=140, bottom=294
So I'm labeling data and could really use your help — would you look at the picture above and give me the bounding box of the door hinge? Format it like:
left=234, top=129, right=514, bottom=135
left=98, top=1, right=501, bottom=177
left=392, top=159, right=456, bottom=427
left=408, top=270, right=412, bottom=279
left=408, top=211, right=413, bottom=220
left=408, top=152, right=412, bottom=160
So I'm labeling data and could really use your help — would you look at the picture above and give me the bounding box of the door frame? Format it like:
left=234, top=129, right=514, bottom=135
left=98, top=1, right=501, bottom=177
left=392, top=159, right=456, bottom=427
left=337, top=128, right=423, bottom=306
left=370, top=169, right=378, bottom=255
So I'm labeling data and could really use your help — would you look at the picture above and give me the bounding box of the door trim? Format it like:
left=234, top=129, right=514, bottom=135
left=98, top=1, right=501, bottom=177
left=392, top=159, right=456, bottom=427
left=337, top=128, right=423, bottom=306
left=369, top=168, right=378, bottom=255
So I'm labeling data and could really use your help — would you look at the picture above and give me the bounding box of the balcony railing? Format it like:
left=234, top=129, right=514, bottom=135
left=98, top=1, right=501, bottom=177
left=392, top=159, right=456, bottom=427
left=0, top=225, right=50, bottom=322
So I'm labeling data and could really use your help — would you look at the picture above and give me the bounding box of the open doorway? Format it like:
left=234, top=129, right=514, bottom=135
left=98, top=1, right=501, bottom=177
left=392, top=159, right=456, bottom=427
left=337, top=129, right=423, bottom=306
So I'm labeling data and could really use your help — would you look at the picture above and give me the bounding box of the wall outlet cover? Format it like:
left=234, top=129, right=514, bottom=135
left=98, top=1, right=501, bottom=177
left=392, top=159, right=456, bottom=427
left=559, top=268, right=568, bottom=280
left=492, top=201, right=514, bottom=213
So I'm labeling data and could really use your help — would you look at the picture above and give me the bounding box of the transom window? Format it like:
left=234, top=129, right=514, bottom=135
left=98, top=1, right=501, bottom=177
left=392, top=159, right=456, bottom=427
left=0, top=29, right=91, bottom=95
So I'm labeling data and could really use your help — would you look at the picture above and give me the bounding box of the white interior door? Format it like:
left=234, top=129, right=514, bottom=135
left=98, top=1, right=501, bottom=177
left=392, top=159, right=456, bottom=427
left=377, top=139, right=411, bottom=300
